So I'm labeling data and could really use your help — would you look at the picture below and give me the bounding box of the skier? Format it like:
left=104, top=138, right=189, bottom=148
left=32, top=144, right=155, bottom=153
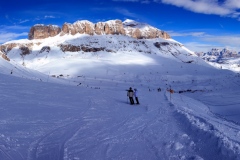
left=127, top=87, right=135, bottom=105
left=134, top=88, right=140, bottom=104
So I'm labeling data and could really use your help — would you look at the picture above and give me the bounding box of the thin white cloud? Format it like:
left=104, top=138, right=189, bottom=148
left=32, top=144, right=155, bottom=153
left=0, top=25, right=29, bottom=32
left=32, top=15, right=57, bottom=22
left=219, top=23, right=224, bottom=28
left=160, top=0, right=232, bottom=15
left=0, top=25, right=29, bottom=43
left=202, top=35, right=240, bottom=47
left=0, top=32, right=28, bottom=43
left=224, top=0, right=240, bottom=9
left=19, top=19, right=30, bottom=24
left=184, top=40, right=240, bottom=52
left=113, top=0, right=240, bottom=19
left=115, top=8, right=139, bottom=18
left=169, top=30, right=240, bottom=52
left=113, top=0, right=139, bottom=1
left=183, top=42, right=220, bottom=52
left=168, top=31, right=206, bottom=37
left=113, top=0, right=151, bottom=3
left=44, top=15, right=56, bottom=19
left=5, top=15, right=9, bottom=20
left=142, top=0, right=151, bottom=3
left=6, top=14, right=58, bottom=25
left=160, top=0, right=240, bottom=20
left=91, top=7, right=140, bottom=19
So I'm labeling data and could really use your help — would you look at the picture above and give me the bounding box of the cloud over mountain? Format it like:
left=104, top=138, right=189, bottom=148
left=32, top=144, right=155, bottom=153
left=114, top=0, right=240, bottom=19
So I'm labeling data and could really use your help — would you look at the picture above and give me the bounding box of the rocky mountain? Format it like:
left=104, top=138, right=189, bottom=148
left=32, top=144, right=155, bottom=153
left=196, top=48, right=240, bottom=72
left=28, top=24, right=61, bottom=40
left=0, top=19, right=201, bottom=77
left=27, top=19, right=170, bottom=40
left=0, top=19, right=172, bottom=63
left=196, top=48, right=240, bottom=62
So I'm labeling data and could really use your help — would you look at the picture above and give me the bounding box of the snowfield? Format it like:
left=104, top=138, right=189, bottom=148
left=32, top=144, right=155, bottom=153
left=1, top=34, right=240, bottom=160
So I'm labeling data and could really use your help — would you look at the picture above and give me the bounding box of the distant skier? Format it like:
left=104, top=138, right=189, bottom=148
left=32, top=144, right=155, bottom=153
left=134, top=88, right=140, bottom=104
left=127, top=87, right=134, bottom=105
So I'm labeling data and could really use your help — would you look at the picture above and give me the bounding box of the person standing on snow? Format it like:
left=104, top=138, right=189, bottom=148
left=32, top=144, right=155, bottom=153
left=127, top=87, right=135, bottom=105
left=134, top=88, right=140, bottom=104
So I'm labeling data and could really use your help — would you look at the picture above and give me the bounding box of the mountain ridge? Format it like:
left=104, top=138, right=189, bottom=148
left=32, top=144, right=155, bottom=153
left=196, top=48, right=240, bottom=72
left=196, top=48, right=240, bottom=62
left=27, top=19, right=171, bottom=40
left=0, top=19, right=199, bottom=76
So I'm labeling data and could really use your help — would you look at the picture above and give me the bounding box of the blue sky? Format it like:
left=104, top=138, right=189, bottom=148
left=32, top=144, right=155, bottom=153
left=1, top=0, right=240, bottom=52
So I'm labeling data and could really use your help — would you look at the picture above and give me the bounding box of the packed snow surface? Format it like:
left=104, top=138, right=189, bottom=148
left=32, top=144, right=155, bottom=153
left=1, top=34, right=240, bottom=160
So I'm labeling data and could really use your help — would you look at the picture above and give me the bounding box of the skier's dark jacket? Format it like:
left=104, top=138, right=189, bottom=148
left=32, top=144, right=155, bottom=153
left=127, top=89, right=134, bottom=97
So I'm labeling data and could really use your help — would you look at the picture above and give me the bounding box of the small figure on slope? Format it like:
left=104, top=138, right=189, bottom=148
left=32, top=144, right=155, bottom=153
left=134, top=88, right=140, bottom=105
left=127, top=87, right=135, bottom=105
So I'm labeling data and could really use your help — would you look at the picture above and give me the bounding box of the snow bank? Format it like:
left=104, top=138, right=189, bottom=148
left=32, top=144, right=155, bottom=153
left=167, top=92, right=240, bottom=156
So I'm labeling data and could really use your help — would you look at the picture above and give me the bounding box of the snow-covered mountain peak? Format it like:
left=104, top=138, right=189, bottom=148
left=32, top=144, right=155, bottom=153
left=34, top=24, right=45, bottom=27
left=196, top=48, right=240, bottom=72
left=122, top=19, right=170, bottom=39
left=123, top=19, right=139, bottom=26
left=73, top=20, right=94, bottom=25
left=26, top=19, right=171, bottom=40
left=0, top=18, right=206, bottom=79
left=123, top=19, right=151, bottom=29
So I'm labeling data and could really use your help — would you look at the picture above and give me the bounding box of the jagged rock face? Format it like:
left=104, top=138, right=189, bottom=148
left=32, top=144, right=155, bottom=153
left=104, top=20, right=125, bottom=35
left=28, top=19, right=170, bottom=40
left=59, top=44, right=105, bottom=52
left=160, top=31, right=171, bottom=39
left=95, top=22, right=105, bottom=35
left=94, top=20, right=125, bottom=35
left=28, top=25, right=61, bottom=40
left=125, top=26, right=170, bottom=39
left=196, top=48, right=240, bottom=58
left=131, top=29, right=142, bottom=39
left=62, top=21, right=95, bottom=35
left=0, top=51, right=10, bottom=61
left=61, top=20, right=125, bottom=36
left=19, top=46, right=31, bottom=56
left=196, top=48, right=240, bottom=63
left=39, top=46, right=51, bottom=53
left=154, top=42, right=170, bottom=48
left=59, top=44, right=81, bottom=52
left=0, top=43, right=34, bottom=58
left=0, top=43, right=18, bottom=53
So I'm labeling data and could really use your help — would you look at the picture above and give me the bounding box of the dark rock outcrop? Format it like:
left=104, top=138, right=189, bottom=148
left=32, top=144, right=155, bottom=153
left=154, top=42, right=170, bottom=48
left=20, top=46, right=31, bottom=56
left=59, top=44, right=105, bottom=53
left=28, top=24, right=61, bottom=40
left=59, top=44, right=81, bottom=52
left=0, top=43, right=18, bottom=53
left=39, top=46, right=51, bottom=53
left=0, top=51, right=10, bottom=61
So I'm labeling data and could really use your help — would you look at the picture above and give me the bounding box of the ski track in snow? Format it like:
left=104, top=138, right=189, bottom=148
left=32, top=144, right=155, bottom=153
left=62, top=92, right=188, bottom=160
left=0, top=72, right=239, bottom=160
left=1, top=73, right=240, bottom=160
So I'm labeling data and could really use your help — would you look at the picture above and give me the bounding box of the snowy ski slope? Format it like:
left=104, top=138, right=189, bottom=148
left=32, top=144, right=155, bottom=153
left=0, top=33, right=240, bottom=159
